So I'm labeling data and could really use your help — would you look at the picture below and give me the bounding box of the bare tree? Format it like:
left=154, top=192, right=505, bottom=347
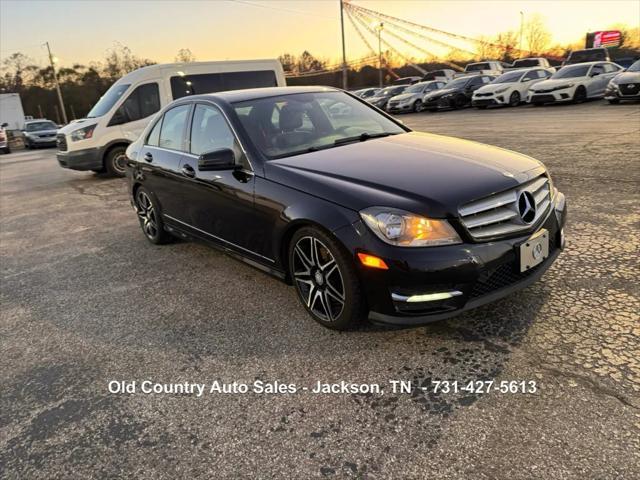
left=175, top=48, right=196, bottom=63
left=524, top=14, right=551, bottom=55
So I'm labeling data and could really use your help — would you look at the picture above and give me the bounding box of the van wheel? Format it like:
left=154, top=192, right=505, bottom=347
left=105, top=145, right=127, bottom=177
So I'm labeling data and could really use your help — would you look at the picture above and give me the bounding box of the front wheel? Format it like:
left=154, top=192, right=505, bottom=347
left=509, top=91, right=521, bottom=107
left=573, top=87, right=587, bottom=104
left=454, top=94, right=467, bottom=109
left=413, top=100, right=423, bottom=112
left=105, top=145, right=127, bottom=177
left=134, top=187, right=173, bottom=244
left=289, top=227, right=366, bottom=330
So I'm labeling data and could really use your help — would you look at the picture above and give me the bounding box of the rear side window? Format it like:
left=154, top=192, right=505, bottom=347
left=146, top=119, right=162, bottom=146
left=170, top=70, right=278, bottom=99
left=109, top=83, right=160, bottom=126
left=159, top=104, right=190, bottom=151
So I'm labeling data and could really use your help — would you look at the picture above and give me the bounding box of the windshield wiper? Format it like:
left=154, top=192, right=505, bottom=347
left=334, top=132, right=398, bottom=146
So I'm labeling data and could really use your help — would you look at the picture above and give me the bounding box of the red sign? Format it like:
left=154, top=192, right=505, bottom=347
left=593, top=30, right=622, bottom=48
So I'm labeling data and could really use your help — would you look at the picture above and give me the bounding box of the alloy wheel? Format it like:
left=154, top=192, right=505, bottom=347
left=136, top=191, right=158, bottom=239
left=292, top=236, right=345, bottom=322
left=113, top=152, right=127, bottom=174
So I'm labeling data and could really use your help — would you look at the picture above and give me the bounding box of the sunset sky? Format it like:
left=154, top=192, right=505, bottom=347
left=1, top=0, right=639, bottom=67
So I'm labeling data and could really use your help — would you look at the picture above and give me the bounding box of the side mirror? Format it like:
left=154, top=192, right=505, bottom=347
left=198, top=148, right=237, bottom=171
left=0, top=122, right=8, bottom=128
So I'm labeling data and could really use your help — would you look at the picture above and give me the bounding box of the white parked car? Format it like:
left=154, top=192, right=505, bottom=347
left=529, top=62, right=623, bottom=105
left=472, top=68, right=553, bottom=108
left=387, top=81, right=447, bottom=113
left=55, top=59, right=285, bottom=176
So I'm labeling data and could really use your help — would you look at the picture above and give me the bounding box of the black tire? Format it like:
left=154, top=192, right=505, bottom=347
left=454, top=94, right=467, bottom=109
left=413, top=99, right=423, bottom=112
left=573, top=86, right=587, bottom=104
left=608, top=98, right=620, bottom=105
left=24, top=140, right=31, bottom=149
left=105, top=145, right=127, bottom=177
left=509, top=91, right=521, bottom=106
left=2, top=147, right=10, bottom=154
left=288, top=226, right=366, bottom=330
left=134, top=187, right=173, bottom=245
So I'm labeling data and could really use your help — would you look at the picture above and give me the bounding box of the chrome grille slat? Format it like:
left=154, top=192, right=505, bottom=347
left=459, top=174, right=552, bottom=240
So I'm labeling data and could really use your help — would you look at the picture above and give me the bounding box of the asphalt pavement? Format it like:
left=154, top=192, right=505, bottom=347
left=1, top=101, right=639, bottom=479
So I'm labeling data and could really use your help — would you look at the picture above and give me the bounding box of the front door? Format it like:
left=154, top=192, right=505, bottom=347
left=179, top=103, right=265, bottom=262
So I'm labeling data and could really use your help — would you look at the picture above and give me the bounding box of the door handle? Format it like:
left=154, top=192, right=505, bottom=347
left=181, top=164, right=196, bottom=178
left=144, top=152, right=153, bottom=163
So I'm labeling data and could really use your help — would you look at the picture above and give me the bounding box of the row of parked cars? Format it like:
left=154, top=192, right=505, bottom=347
left=353, top=56, right=640, bottom=113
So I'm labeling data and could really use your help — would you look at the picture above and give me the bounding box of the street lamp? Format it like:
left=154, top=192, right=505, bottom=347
left=519, top=11, right=524, bottom=56
left=375, top=22, right=384, bottom=88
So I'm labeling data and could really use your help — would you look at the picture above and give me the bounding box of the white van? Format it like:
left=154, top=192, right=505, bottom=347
left=56, top=59, right=285, bottom=176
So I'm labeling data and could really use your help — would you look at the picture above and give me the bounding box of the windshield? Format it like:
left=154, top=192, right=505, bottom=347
left=492, top=71, right=525, bottom=83
left=552, top=65, right=590, bottom=79
left=566, top=50, right=606, bottom=64
left=466, top=63, right=490, bottom=71
left=628, top=60, right=640, bottom=72
left=25, top=121, right=57, bottom=131
left=513, top=59, right=540, bottom=67
left=87, top=83, right=130, bottom=118
left=234, top=91, right=405, bottom=160
left=442, top=77, right=470, bottom=89
left=379, top=86, right=405, bottom=96
left=404, top=83, right=427, bottom=93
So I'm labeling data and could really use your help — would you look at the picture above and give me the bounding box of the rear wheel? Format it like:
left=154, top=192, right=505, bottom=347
left=573, top=86, right=587, bottom=104
left=105, top=145, right=127, bottom=177
left=289, top=227, right=366, bottom=330
left=134, top=187, right=173, bottom=244
left=509, top=91, right=521, bottom=106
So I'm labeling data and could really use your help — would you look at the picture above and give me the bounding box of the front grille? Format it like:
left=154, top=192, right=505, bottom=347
left=475, top=92, right=493, bottom=97
left=470, top=236, right=556, bottom=299
left=620, top=83, right=639, bottom=96
left=531, top=94, right=555, bottom=103
left=473, top=99, right=496, bottom=106
left=459, top=174, right=551, bottom=240
left=56, top=134, right=67, bottom=151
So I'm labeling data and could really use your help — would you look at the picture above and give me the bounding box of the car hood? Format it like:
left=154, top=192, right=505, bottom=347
left=265, top=132, right=544, bottom=218
left=534, top=77, right=586, bottom=89
left=475, top=83, right=514, bottom=94
left=613, top=71, right=640, bottom=83
left=425, top=87, right=459, bottom=98
left=57, top=118, right=97, bottom=134
left=390, top=93, right=419, bottom=102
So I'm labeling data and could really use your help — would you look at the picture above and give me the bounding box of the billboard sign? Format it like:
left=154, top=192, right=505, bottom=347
left=586, top=30, right=622, bottom=48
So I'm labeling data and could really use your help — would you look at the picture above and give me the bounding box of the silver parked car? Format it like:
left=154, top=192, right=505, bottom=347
left=23, top=119, right=59, bottom=149
left=387, top=81, right=448, bottom=113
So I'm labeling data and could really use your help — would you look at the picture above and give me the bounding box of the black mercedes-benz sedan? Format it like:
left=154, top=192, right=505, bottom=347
left=125, top=86, right=566, bottom=330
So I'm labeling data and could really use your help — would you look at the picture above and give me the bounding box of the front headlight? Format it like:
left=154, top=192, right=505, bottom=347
left=494, top=87, right=509, bottom=94
left=360, top=207, right=461, bottom=247
left=70, top=124, right=97, bottom=142
left=553, top=83, right=575, bottom=91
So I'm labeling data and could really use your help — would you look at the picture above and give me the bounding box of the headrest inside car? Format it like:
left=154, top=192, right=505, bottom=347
left=279, top=104, right=304, bottom=132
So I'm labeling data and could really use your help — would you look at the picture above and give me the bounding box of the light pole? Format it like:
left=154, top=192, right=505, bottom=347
left=376, top=22, right=384, bottom=88
left=339, top=0, right=347, bottom=89
left=519, top=11, right=524, bottom=57
left=45, top=42, right=68, bottom=124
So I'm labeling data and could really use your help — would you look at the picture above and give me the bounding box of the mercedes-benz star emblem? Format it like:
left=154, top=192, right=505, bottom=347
left=518, top=191, right=536, bottom=224
left=532, top=243, right=543, bottom=260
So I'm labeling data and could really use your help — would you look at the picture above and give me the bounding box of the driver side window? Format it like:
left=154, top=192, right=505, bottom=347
left=190, top=104, right=248, bottom=169
left=109, top=82, right=160, bottom=126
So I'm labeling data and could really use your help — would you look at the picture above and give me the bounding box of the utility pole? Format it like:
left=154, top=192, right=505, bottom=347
left=377, top=22, right=384, bottom=88
left=519, top=11, right=524, bottom=56
left=45, top=42, right=68, bottom=124
left=339, top=0, right=347, bottom=90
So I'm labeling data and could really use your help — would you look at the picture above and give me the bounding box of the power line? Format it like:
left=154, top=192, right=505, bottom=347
left=225, top=0, right=334, bottom=20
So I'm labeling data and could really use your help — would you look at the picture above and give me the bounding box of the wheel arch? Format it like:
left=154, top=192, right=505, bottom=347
left=101, top=139, right=131, bottom=167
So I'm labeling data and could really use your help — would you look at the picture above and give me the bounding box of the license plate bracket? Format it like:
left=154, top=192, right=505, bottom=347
left=519, top=229, right=549, bottom=272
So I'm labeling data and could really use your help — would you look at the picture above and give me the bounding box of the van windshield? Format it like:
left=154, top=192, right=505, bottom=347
left=87, top=84, right=130, bottom=118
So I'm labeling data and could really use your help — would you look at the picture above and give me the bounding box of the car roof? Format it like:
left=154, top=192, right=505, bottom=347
left=187, top=86, right=339, bottom=103
left=560, top=61, right=610, bottom=67
left=24, top=119, right=55, bottom=124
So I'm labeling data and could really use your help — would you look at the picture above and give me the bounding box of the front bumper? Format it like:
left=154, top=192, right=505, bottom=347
left=57, top=147, right=103, bottom=171
left=26, top=135, right=57, bottom=146
left=472, top=95, right=507, bottom=107
left=333, top=192, right=567, bottom=326
left=387, top=103, right=413, bottom=113
left=604, top=84, right=640, bottom=101
left=529, top=89, right=573, bottom=104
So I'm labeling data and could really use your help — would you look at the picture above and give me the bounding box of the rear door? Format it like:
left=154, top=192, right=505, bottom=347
left=138, top=103, right=192, bottom=220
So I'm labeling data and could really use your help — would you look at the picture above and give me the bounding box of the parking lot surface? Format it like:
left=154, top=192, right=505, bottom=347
left=1, top=102, right=639, bottom=479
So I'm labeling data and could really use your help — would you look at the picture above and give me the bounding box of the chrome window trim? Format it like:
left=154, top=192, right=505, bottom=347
left=163, top=214, right=274, bottom=263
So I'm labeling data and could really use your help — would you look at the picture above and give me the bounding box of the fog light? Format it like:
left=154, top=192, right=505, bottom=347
left=357, top=253, right=388, bottom=270
left=392, top=291, right=463, bottom=302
